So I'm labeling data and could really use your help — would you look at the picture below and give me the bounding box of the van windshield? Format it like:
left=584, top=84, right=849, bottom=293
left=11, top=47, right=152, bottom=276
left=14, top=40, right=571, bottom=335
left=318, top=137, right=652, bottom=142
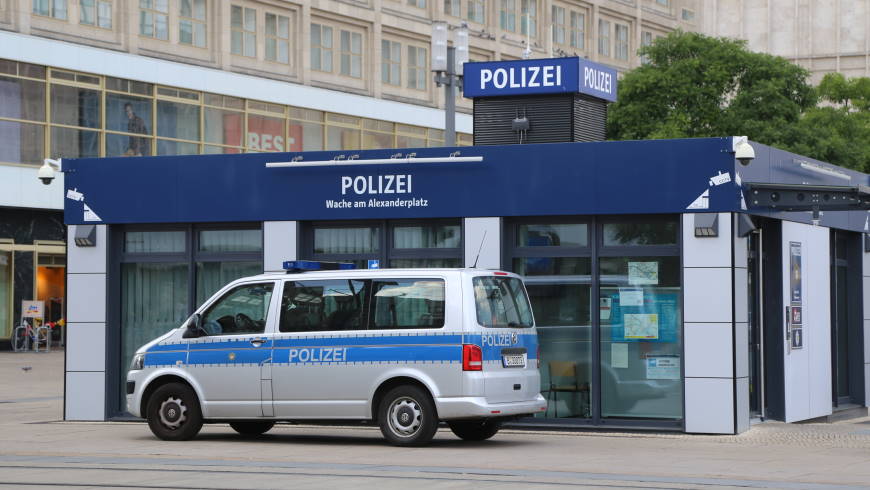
left=473, top=276, right=534, bottom=328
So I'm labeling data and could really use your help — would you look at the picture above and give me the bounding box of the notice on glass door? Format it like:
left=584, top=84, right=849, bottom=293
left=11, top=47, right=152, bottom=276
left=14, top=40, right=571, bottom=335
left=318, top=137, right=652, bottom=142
left=646, top=356, right=680, bottom=380
left=611, top=343, right=629, bottom=369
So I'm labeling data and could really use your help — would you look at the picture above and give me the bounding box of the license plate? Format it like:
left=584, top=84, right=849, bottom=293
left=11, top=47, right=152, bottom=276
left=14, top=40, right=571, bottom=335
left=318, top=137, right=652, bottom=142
left=502, top=354, right=526, bottom=368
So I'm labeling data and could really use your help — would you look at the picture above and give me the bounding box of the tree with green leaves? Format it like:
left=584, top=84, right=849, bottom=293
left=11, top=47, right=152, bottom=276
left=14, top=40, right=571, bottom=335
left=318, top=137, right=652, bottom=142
left=607, top=31, right=870, bottom=172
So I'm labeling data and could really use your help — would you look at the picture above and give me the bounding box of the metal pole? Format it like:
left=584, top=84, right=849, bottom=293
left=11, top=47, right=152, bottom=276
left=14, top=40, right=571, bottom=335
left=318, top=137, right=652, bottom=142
left=445, top=46, right=456, bottom=147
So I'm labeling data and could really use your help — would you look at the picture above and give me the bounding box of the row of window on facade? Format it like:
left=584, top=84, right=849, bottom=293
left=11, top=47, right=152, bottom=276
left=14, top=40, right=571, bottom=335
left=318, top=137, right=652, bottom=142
left=116, top=217, right=682, bottom=421
left=30, top=1, right=681, bottom=65
left=0, top=59, right=470, bottom=164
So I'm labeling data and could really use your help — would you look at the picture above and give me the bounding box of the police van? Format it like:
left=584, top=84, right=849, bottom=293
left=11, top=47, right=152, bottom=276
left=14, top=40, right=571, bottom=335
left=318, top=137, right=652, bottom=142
left=126, top=261, right=546, bottom=446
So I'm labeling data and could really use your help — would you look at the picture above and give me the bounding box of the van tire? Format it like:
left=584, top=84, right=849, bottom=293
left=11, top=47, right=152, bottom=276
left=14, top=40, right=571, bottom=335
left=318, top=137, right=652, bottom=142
left=229, top=421, right=275, bottom=436
left=378, top=385, right=438, bottom=446
left=146, top=382, right=203, bottom=441
left=448, top=420, right=502, bottom=441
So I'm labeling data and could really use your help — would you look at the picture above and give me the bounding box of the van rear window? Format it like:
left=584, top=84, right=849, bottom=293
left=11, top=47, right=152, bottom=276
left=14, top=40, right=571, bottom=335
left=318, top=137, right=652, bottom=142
left=473, top=276, right=534, bottom=328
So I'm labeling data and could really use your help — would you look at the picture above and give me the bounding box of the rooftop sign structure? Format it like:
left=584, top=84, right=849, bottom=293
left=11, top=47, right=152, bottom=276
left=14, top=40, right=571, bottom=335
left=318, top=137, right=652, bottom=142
left=463, top=57, right=618, bottom=102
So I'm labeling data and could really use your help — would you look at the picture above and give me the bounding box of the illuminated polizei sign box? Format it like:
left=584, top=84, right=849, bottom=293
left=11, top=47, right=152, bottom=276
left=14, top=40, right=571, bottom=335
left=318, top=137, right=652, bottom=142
left=462, top=57, right=618, bottom=102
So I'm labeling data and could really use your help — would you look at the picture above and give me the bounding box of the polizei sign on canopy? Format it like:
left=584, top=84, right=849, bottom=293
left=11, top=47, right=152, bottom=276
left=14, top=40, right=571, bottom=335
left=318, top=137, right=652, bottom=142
left=462, top=57, right=618, bottom=101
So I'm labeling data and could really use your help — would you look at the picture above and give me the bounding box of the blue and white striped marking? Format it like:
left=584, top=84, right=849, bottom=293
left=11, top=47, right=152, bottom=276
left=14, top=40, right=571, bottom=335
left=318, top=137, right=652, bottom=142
left=143, top=331, right=538, bottom=368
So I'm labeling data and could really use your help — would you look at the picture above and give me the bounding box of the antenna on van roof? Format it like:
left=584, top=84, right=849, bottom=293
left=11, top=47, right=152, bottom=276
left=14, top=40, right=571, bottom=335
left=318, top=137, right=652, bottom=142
left=471, top=230, right=487, bottom=268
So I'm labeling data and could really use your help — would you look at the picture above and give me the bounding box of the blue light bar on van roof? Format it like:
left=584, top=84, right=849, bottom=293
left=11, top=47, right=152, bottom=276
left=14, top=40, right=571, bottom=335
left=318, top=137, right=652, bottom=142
left=282, top=260, right=356, bottom=272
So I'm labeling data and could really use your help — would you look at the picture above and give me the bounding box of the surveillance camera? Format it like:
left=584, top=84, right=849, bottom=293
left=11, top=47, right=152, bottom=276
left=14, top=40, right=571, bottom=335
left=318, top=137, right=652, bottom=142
left=734, top=139, right=755, bottom=166
left=37, top=160, right=56, bottom=185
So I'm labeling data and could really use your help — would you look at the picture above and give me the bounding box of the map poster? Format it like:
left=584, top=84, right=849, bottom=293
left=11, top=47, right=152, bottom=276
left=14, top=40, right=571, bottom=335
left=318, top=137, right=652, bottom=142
left=646, top=356, right=680, bottom=380
left=624, top=313, right=659, bottom=339
left=789, top=242, right=802, bottom=304
left=628, top=261, right=659, bottom=285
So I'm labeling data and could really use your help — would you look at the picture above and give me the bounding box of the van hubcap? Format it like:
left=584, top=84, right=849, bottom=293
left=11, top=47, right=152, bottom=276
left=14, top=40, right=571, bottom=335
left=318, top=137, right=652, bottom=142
left=158, top=396, right=187, bottom=430
left=388, top=397, right=422, bottom=436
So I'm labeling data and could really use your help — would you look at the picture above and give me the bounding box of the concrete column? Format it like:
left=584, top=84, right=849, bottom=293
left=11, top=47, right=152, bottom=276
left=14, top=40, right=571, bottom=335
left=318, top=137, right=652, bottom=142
left=463, top=217, right=500, bottom=269
left=65, top=225, right=108, bottom=421
left=682, top=212, right=746, bottom=434
left=263, top=221, right=298, bottom=273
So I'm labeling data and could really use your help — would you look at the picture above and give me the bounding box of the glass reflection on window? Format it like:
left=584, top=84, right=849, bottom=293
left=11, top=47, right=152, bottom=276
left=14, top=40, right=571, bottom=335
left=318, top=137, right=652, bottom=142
left=602, top=220, right=678, bottom=246
left=599, top=255, right=682, bottom=420
left=518, top=223, right=587, bottom=247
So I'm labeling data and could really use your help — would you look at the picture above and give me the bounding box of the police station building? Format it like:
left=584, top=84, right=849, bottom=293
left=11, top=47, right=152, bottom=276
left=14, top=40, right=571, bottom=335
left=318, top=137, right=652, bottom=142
left=61, top=58, right=870, bottom=434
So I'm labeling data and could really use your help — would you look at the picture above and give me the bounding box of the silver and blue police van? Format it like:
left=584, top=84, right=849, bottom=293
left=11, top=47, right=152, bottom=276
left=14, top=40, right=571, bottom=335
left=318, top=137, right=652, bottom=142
left=126, top=261, right=546, bottom=446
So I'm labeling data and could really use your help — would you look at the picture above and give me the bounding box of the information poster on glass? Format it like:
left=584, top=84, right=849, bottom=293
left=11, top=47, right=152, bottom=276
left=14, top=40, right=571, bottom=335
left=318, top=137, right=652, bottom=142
left=646, top=356, right=680, bottom=380
left=609, top=291, right=678, bottom=343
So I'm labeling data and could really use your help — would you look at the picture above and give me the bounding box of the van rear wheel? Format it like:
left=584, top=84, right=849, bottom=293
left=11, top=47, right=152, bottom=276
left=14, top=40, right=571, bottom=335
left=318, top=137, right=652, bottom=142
left=448, top=420, right=502, bottom=441
left=378, top=385, right=438, bottom=446
left=229, top=421, right=275, bottom=436
left=146, top=382, right=203, bottom=441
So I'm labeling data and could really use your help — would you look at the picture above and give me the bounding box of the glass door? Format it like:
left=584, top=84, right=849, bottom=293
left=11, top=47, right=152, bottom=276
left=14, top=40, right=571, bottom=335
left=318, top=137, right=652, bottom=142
left=747, top=230, right=764, bottom=418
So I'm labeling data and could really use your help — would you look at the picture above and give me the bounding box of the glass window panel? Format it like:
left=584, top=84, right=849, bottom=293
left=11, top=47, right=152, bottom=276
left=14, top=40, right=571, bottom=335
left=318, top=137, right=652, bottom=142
left=512, top=257, right=590, bottom=277
left=106, top=133, right=152, bottom=157
left=326, top=126, right=360, bottom=150
left=0, top=120, right=44, bottom=165
left=390, top=258, right=462, bottom=268
left=200, top=282, right=273, bottom=336
left=198, top=229, right=262, bottom=252
left=393, top=224, right=460, bottom=249
left=195, top=261, right=263, bottom=307
left=106, top=93, right=152, bottom=141
left=362, top=130, right=393, bottom=149
left=518, top=223, right=587, bottom=247
left=156, top=100, right=200, bottom=140
left=602, top=220, right=678, bottom=246
left=156, top=139, right=199, bottom=155
left=98, top=0, right=112, bottom=28
left=244, top=33, right=256, bottom=57
left=314, top=227, right=378, bottom=254
left=125, top=230, right=185, bottom=253
left=80, top=0, right=95, bottom=24
left=599, top=256, right=682, bottom=419
left=279, top=279, right=367, bottom=332
left=204, top=107, right=243, bottom=146
left=120, top=262, right=188, bottom=409
left=247, top=114, right=285, bottom=152
left=203, top=144, right=241, bottom=154
left=180, top=20, right=193, bottom=44
left=371, top=279, right=445, bottom=329
left=395, top=135, right=425, bottom=148
left=290, top=121, right=323, bottom=151
left=50, top=84, right=101, bottom=128
left=50, top=127, right=99, bottom=158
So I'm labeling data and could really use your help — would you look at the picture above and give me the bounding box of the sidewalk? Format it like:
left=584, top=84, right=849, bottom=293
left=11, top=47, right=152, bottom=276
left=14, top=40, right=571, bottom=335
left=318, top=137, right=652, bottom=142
left=1, top=350, right=869, bottom=489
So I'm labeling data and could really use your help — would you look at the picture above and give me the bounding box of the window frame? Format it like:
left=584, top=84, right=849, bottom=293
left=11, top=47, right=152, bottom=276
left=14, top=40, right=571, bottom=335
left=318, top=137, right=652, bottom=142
left=79, top=0, right=112, bottom=29
left=33, top=0, right=68, bottom=20
left=179, top=0, right=207, bottom=48
left=139, top=0, right=169, bottom=41
left=264, top=12, right=291, bottom=64
left=230, top=4, right=257, bottom=58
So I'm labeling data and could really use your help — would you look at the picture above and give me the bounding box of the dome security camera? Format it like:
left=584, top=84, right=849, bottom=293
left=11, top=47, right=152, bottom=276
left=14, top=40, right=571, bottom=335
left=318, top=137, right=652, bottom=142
left=734, top=138, right=755, bottom=166
left=37, top=158, right=62, bottom=185
left=37, top=161, right=55, bottom=185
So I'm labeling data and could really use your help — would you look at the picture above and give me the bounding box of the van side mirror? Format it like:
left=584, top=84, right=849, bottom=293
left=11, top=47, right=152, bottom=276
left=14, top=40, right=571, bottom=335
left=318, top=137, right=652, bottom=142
left=182, top=313, right=204, bottom=338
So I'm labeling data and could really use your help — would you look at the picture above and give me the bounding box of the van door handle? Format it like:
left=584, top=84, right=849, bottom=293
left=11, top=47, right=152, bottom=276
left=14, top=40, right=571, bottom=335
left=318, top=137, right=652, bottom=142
left=250, top=339, right=267, bottom=347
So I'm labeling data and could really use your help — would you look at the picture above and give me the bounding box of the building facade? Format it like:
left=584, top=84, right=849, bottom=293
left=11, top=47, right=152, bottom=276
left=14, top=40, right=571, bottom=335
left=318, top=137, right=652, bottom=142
left=61, top=137, right=870, bottom=432
left=0, top=0, right=699, bottom=341
left=700, top=0, right=870, bottom=83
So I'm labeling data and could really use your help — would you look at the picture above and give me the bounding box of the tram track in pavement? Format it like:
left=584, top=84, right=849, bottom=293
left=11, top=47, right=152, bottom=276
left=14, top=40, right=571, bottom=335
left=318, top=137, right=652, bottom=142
left=0, top=455, right=865, bottom=490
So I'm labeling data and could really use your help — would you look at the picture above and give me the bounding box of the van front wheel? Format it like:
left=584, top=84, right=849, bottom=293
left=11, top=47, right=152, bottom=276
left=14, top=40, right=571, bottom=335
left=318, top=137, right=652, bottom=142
left=146, top=382, right=203, bottom=441
left=378, top=386, right=438, bottom=446
left=448, top=420, right=502, bottom=441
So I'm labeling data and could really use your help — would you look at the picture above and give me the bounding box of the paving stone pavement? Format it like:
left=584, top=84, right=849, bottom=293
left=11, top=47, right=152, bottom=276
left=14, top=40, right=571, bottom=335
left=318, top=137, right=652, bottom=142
left=1, top=350, right=869, bottom=489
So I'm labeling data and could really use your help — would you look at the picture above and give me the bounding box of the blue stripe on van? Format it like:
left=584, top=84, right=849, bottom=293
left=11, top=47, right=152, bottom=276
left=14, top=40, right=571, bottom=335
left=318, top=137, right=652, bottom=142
left=144, top=351, right=187, bottom=367
left=145, top=332, right=537, bottom=366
